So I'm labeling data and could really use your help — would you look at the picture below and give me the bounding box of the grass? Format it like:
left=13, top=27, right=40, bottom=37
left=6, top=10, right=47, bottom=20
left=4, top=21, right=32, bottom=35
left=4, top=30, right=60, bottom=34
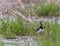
left=0, top=20, right=60, bottom=46
left=16, top=3, right=60, bottom=17
left=34, top=3, right=60, bottom=16
left=0, top=16, right=60, bottom=46
left=0, top=17, right=39, bottom=38
left=36, top=21, right=60, bottom=46
left=0, top=1, right=60, bottom=46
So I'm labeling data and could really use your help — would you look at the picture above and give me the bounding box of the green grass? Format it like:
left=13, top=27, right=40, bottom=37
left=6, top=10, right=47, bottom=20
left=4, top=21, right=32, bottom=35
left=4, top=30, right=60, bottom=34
left=34, top=3, right=60, bottom=16
left=0, top=17, right=60, bottom=46
left=16, top=3, right=60, bottom=17
left=0, top=17, right=39, bottom=38
left=36, top=21, right=60, bottom=46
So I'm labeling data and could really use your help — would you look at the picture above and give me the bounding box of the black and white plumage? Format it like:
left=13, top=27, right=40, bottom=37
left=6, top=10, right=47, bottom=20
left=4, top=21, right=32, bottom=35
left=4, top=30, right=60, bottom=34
left=36, top=22, right=44, bottom=33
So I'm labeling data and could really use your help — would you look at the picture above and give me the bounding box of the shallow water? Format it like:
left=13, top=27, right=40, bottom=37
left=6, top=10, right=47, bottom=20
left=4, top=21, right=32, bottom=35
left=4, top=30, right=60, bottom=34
left=0, top=36, right=37, bottom=46
left=0, top=14, right=60, bottom=24
left=30, top=16, right=60, bottom=24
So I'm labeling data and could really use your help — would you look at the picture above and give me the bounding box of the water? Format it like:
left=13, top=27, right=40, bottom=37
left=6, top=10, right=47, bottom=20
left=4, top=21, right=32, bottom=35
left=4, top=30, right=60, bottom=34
left=0, top=36, right=37, bottom=46
left=30, top=16, right=60, bottom=24
left=0, top=14, right=60, bottom=24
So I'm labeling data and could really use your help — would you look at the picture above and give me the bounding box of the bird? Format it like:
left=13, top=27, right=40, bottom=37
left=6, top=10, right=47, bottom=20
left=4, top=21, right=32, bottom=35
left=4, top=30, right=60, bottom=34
left=36, top=22, right=44, bottom=33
